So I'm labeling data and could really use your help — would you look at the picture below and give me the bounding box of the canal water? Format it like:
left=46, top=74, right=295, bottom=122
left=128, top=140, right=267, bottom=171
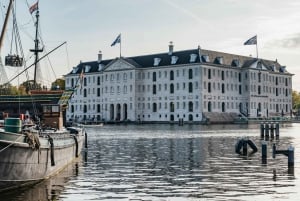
left=2, top=123, right=300, bottom=200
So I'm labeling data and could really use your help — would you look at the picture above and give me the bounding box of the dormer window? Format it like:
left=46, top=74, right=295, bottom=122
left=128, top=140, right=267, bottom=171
left=171, top=56, right=178, bottom=64
left=279, top=66, right=286, bottom=73
left=153, top=58, right=161, bottom=66
left=269, top=65, right=275, bottom=71
left=85, top=65, right=91, bottom=73
left=98, top=64, right=103, bottom=71
left=72, top=67, right=79, bottom=74
left=202, top=55, right=209, bottom=62
left=231, top=59, right=240, bottom=67
left=257, top=61, right=262, bottom=69
left=189, top=54, right=197, bottom=63
left=215, top=57, right=223, bottom=65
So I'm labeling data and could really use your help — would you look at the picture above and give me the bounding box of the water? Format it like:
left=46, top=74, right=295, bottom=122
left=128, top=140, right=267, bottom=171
left=3, top=124, right=300, bottom=200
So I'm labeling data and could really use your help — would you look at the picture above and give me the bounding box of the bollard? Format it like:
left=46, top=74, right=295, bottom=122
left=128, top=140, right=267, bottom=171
left=265, top=123, right=269, bottom=138
left=288, top=146, right=294, bottom=167
left=262, top=141, right=267, bottom=164
left=260, top=123, right=265, bottom=138
left=270, top=123, right=274, bottom=138
left=275, top=122, right=280, bottom=137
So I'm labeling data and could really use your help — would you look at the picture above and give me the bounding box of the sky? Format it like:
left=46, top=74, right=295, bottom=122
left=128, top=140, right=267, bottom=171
left=1, top=0, right=300, bottom=89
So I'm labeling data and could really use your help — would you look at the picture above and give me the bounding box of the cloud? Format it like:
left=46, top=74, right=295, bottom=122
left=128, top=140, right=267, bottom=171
left=266, top=33, right=300, bottom=49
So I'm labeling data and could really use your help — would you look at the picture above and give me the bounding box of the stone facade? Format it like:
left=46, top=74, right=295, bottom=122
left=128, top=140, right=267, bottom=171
left=64, top=45, right=293, bottom=123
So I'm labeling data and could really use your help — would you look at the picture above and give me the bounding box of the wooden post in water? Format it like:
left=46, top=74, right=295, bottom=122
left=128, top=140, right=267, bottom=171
left=261, top=141, right=267, bottom=164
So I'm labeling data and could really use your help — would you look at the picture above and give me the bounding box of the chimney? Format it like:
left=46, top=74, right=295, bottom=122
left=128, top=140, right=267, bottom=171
left=98, top=51, right=102, bottom=63
left=168, top=41, right=174, bottom=55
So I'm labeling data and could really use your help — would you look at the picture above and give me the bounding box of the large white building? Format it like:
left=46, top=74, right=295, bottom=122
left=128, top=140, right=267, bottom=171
left=64, top=43, right=293, bottom=123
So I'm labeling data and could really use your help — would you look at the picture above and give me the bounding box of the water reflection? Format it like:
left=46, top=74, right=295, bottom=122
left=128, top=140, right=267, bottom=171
left=3, top=124, right=300, bottom=200
left=2, top=158, right=81, bottom=201
left=60, top=124, right=299, bottom=201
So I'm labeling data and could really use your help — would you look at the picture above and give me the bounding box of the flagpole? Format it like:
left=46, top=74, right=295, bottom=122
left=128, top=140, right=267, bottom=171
left=119, top=33, right=122, bottom=58
left=256, top=36, right=258, bottom=59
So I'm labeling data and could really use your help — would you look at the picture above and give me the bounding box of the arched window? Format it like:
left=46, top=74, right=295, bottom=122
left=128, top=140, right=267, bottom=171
left=170, top=102, right=175, bottom=112
left=153, top=103, right=157, bottom=112
left=222, top=102, right=225, bottom=112
left=84, top=77, right=87, bottom=86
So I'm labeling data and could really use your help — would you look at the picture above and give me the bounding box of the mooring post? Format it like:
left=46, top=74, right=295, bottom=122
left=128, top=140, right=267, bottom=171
left=270, top=123, right=274, bottom=138
left=262, top=141, right=267, bottom=164
left=272, top=143, right=276, bottom=159
left=260, top=123, right=265, bottom=138
left=265, top=123, right=269, bottom=138
left=275, top=122, right=280, bottom=138
left=288, top=145, right=294, bottom=168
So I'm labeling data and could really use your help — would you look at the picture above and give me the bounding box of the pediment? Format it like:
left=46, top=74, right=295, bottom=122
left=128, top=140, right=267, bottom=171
left=104, top=59, right=135, bottom=71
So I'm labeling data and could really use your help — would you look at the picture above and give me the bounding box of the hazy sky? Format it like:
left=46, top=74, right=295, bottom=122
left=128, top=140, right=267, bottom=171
left=1, top=0, right=300, bottom=89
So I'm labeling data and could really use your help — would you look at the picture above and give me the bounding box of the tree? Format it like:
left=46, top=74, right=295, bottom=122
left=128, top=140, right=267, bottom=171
left=292, top=90, right=300, bottom=110
left=20, top=80, right=42, bottom=94
left=51, top=78, right=65, bottom=90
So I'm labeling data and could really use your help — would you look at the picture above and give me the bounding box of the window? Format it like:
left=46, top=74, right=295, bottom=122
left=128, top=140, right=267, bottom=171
left=153, top=103, right=157, bottom=112
left=221, top=71, right=224, bottom=80
left=170, top=84, right=174, bottom=94
left=97, top=88, right=100, bottom=97
left=258, top=86, right=261, bottom=95
left=239, top=85, right=242, bottom=94
left=208, top=69, right=211, bottom=79
left=153, top=72, right=156, bottom=82
left=153, top=85, right=156, bottom=94
left=222, top=84, right=225, bottom=93
left=84, top=78, right=87, bottom=86
left=188, top=101, right=193, bottom=112
left=189, top=82, right=193, bottom=93
left=189, top=69, right=193, bottom=79
left=208, top=82, right=211, bottom=93
left=170, top=102, right=175, bottom=112
left=83, top=89, right=87, bottom=97
left=170, top=71, right=174, bottom=80
left=238, top=73, right=241, bottom=82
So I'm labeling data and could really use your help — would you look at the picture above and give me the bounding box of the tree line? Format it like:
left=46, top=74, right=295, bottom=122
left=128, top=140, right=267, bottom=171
left=0, top=78, right=65, bottom=95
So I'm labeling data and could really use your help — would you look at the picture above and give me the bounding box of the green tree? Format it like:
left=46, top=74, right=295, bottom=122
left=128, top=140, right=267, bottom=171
left=20, top=80, right=42, bottom=93
left=51, top=78, right=65, bottom=90
left=292, top=90, right=300, bottom=110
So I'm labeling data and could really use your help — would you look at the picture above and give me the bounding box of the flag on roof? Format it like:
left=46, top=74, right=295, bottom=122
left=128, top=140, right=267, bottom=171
left=244, top=35, right=257, bottom=45
left=111, top=34, right=121, bottom=46
left=29, top=1, right=38, bottom=14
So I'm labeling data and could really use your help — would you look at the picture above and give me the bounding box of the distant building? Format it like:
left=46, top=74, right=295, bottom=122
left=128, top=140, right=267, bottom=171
left=64, top=43, right=293, bottom=123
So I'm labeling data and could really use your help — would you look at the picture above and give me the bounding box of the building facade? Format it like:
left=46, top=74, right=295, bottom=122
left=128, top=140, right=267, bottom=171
left=64, top=44, right=293, bottom=123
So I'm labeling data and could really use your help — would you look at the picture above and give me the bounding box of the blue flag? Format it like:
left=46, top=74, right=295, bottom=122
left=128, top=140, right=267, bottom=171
left=111, top=34, right=121, bottom=46
left=244, top=35, right=257, bottom=45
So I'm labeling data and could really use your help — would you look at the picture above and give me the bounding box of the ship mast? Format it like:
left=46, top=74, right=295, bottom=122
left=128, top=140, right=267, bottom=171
left=30, top=5, right=43, bottom=89
left=0, top=0, right=14, bottom=85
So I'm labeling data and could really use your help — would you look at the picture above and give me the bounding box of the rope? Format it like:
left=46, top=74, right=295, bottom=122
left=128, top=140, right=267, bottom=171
left=0, top=134, right=24, bottom=154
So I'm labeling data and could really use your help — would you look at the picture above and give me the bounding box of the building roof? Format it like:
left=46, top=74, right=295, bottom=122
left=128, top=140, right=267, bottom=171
left=66, top=47, right=291, bottom=76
